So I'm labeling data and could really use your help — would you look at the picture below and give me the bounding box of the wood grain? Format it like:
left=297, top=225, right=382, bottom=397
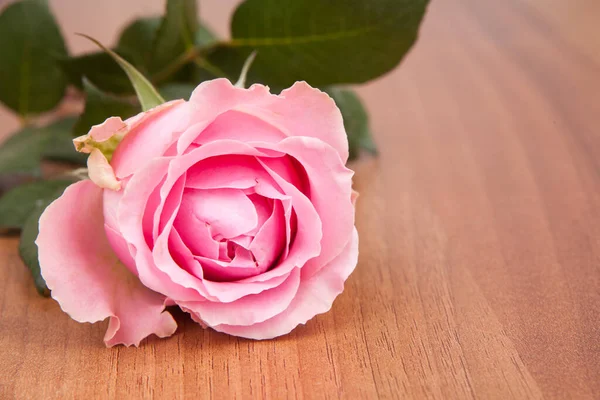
left=1, top=0, right=599, bottom=398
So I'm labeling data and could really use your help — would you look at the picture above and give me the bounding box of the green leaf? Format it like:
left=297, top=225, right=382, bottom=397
left=151, top=0, right=199, bottom=75
left=64, top=18, right=218, bottom=94
left=159, top=83, right=196, bottom=101
left=0, top=179, right=74, bottom=230
left=42, top=135, right=88, bottom=165
left=19, top=189, right=68, bottom=296
left=207, top=0, right=429, bottom=89
left=41, top=118, right=88, bottom=164
left=77, top=34, right=165, bottom=111
left=117, top=17, right=162, bottom=71
left=0, top=126, right=49, bottom=176
left=0, top=118, right=85, bottom=177
left=189, top=22, right=224, bottom=82
left=326, top=87, right=378, bottom=160
left=62, top=17, right=161, bottom=96
left=195, top=22, right=218, bottom=48
left=61, top=51, right=133, bottom=95
left=0, top=0, right=68, bottom=115
left=73, top=79, right=140, bottom=137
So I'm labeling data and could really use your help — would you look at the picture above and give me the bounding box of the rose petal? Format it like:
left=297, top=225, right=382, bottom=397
left=178, top=268, right=301, bottom=327
left=239, top=159, right=322, bottom=284
left=151, top=186, right=221, bottom=301
left=212, top=228, right=358, bottom=339
left=193, top=109, right=286, bottom=145
left=36, top=180, right=177, bottom=347
left=276, top=82, right=348, bottom=162
left=81, top=116, right=127, bottom=143
left=228, top=234, right=253, bottom=248
left=73, top=116, right=127, bottom=156
left=174, top=210, right=219, bottom=259
left=202, top=272, right=291, bottom=303
left=194, top=254, right=261, bottom=281
left=245, top=193, right=274, bottom=236
left=188, top=79, right=348, bottom=163
left=256, top=155, right=310, bottom=196
left=261, top=136, right=355, bottom=278
left=104, top=223, right=137, bottom=273
left=250, top=200, right=285, bottom=268
left=188, top=79, right=273, bottom=120
left=177, top=188, right=258, bottom=239
left=87, top=148, right=121, bottom=191
left=117, top=141, right=287, bottom=303
left=111, top=100, right=188, bottom=179
left=168, top=228, right=209, bottom=284
left=185, top=155, right=274, bottom=191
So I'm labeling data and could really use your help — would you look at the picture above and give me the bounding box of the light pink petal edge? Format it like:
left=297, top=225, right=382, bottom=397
left=188, top=79, right=348, bottom=163
left=36, top=180, right=177, bottom=347
left=212, top=228, right=358, bottom=339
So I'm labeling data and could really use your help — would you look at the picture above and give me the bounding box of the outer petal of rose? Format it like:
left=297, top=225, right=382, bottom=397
left=87, top=148, right=121, bottom=190
left=212, top=228, right=358, bottom=339
left=188, top=79, right=273, bottom=122
left=242, top=82, right=348, bottom=163
left=102, top=184, right=138, bottom=274
left=273, top=81, right=348, bottom=162
left=188, top=79, right=348, bottom=162
left=178, top=268, right=301, bottom=327
left=36, top=180, right=177, bottom=347
left=111, top=100, right=188, bottom=179
left=73, top=116, right=127, bottom=152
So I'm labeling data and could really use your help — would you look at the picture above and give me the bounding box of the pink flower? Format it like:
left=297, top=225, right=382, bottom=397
left=36, top=79, right=358, bottom=346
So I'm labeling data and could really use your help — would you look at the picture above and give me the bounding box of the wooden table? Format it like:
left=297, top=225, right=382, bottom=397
left=1, top=0, right=599, bottom=398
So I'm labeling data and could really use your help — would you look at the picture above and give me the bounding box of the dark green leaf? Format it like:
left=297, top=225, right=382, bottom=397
left=326, top=87, right=378, bottom=160
left=0, top=179, right=74, bottom=230
left=42, top=135, right=88, bottom=165
left=0, top=118, right=85, bottom=177
left=78, top=34, right=165, bottom=111
left=207, top=0, right=429, bottom=89
left=151, top=0, right=199, bottom=75
left=41, top=117, right=88, bottom=164
left=19, top=190, right=68, bottom=296
left=63, top=17, right=162, bottom=95
left=73, top=79, right=140, bottom=136
left=117, top=17, right=162, bottom=72
left=0, top=0, right=68, bottom=115
left=188, top=22, right=223, bottom=82
left=61, top=51, right=133, bottom=95
left=195, top=22, right=217, bottom=47
left=159, top=83, right=196, bottom=101
left=0, top=126, right=49, bottom=176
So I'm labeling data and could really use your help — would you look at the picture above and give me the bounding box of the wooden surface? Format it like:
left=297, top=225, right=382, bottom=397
left=1, top=0, right=600, bottom=398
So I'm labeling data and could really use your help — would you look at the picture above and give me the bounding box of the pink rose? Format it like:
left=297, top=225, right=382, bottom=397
left=36, top=79, right=358, bottom=346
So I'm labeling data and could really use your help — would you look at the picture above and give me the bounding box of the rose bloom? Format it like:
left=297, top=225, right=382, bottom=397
left=36, top=79, right=358, bottom=346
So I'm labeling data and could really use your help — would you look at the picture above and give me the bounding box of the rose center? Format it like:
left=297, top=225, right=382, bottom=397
left=172, top=186, right=285, bottom=281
